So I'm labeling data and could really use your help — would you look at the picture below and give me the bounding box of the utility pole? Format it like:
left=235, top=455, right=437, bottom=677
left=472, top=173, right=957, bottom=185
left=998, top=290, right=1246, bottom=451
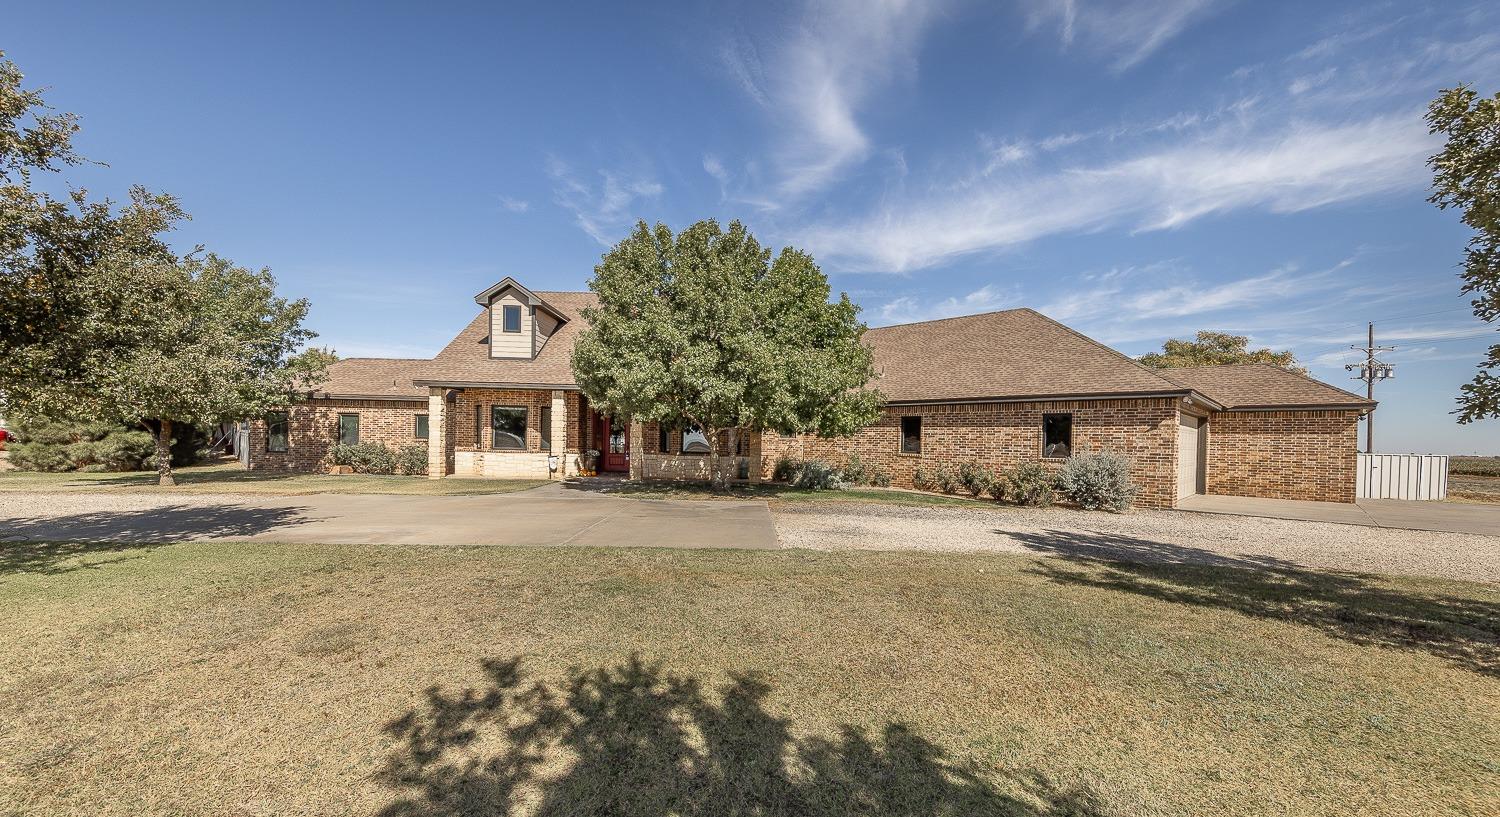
left=1345, top=322, right=1395, bottom=453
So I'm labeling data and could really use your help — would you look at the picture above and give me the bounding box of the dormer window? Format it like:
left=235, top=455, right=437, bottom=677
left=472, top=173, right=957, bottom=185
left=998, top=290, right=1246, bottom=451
left=502, top=305, right=522, bottom=333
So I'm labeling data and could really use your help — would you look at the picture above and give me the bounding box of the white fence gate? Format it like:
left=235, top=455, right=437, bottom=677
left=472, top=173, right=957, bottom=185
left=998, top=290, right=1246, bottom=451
left=1356, top=454, right=1448, bottom=500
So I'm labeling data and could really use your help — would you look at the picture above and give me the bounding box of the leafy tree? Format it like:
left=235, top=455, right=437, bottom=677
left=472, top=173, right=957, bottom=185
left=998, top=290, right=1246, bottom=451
left=0, top=52, right=324, bottom=485
left=573, top=219, right=882, bottom=487
left=1428, top=85, right=1500, bottom=423
left=1140, top=331, right=1306, bottom=374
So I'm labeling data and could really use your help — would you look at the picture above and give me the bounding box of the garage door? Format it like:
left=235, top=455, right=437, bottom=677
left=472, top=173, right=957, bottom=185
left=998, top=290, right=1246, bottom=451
left=1178, top=415, right=1204, bottom=500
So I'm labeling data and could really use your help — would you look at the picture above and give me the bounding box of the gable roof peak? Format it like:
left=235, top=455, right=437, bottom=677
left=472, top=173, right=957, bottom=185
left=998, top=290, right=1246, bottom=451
left=472, top=277, right=572, bottom=321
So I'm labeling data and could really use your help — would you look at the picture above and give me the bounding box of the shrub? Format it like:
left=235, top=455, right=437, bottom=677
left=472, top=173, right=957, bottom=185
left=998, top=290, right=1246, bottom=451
left=394, top=444, right=429, bottom=476
left=328, top=442, right=397, bottom=475
left=772, top=454, right=801, bottom=482
left=999, top=462, right=1054, bottom=506
left=1056, top=451, right=1137, bottom=512
left=934, top=463, right=962, bottom=494
left=956, top=461, right=995, bottom=497
left=94, top=431, right=156, bottom=470
left=791, top=458, right=845, bottom=490
left=64, top=440, right=101, bottom=468
left=841, top=452, right=891, bottom=487
left=5, top=416, right=158, bottom=472
left=911, top=466, right=937, bottom=491
left=7, top=442, right=71, bottom=472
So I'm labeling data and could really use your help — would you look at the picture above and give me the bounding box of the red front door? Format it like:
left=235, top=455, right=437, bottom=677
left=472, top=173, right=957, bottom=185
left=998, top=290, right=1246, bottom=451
left=595, top=414, right=630, bottom=472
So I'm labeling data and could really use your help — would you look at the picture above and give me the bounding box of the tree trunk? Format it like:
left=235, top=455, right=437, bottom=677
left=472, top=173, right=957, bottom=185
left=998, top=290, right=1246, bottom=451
left=155, top=418, right=176, bottom=487
left=706, top=425, right=726, bottom=492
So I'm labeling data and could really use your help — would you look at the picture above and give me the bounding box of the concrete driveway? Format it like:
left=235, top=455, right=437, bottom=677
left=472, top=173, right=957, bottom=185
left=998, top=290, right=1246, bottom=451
left=0, top=483, right=779, bottom=549
left=1175, top=494, right=1500, bottom=536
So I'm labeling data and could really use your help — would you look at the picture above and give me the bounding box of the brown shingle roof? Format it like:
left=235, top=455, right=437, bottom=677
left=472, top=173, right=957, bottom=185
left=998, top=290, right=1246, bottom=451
left=864, top=308, right=1190, bottom=403
left=415, top=291, right=597, bottom=387
left=1157, top=363, right=1375, bottom=410
left=311, top=358, right=430, bottom=400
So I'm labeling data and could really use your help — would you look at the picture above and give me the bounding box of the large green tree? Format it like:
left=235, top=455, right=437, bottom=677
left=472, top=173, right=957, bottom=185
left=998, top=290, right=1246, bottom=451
left=0, top=52, right=324, bottom=484
left=572, top=219, right=882, bottom=487
left=1428, top=85, right=1500, bottom=423
left=1139, top=331, right=1307, bottom=374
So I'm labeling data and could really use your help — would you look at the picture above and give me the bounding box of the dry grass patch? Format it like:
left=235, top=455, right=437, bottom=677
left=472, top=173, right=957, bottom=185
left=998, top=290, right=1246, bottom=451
left=0, top=542, right=1495, bottom=816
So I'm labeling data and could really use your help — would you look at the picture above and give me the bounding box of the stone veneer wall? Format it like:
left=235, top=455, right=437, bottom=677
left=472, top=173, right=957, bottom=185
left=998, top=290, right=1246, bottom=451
left=758, top=398, right=1182, bottom=509
left=450, top=388, right=583, bottom=479
left=1205, top=409, right=1360, bottom=503
left=247, top=398, right=428, bottom=471
left=633, top=421, right=762, bottom=482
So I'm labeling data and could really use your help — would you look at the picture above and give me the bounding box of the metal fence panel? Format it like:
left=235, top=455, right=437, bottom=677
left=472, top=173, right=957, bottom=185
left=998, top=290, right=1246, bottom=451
left=1356, top=454, right=1448, bottom=500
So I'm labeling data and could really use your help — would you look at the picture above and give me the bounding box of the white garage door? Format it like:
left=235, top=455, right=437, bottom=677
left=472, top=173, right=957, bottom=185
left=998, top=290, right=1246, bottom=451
left=1178, top=415, right=1204, bottom=500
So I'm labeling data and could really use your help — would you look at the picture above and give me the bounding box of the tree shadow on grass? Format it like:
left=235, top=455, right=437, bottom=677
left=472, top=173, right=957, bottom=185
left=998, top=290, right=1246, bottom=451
left=376, top=654, right=1105, bottom=817
left=1, top=504, right=309, bottom=575
left=1008, top=529, right=1500, bottom=677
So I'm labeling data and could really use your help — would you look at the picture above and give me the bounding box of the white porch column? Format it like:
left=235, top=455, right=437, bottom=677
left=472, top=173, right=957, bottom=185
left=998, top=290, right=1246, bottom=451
left=550, top=389, right=567, bottom=477
left=427, top=387, right=447, bottom=479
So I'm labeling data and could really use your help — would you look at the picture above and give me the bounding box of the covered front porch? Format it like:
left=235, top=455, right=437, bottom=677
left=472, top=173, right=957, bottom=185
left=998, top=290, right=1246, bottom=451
left=424, top=385, right=762, bottom=483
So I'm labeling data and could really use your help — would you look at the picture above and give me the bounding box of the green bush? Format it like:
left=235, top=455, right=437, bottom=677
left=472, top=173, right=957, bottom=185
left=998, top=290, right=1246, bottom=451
left=773, top=454, right=801, bottom=482
left=912, top=466, right=936, bottom=491
left=5, top=416, right=158, bottom=472
left=7, top=442, right=72, bottom=472
left=934, top=464, right=962, bottom=494
left=999, top=462, right=1054, bottom=506
left=840, top=452, right=891, bottom=487
left=956, top=461, right=995, bottom=497
left=94, top=431, right=156, bottom=470
left=394, top=444, right=428, bottom=476
left=790, top=458, right=845, bottom=490
left=1056, top=451, right=1137, bottom=512
left=328, top=442, right=398, bottom=475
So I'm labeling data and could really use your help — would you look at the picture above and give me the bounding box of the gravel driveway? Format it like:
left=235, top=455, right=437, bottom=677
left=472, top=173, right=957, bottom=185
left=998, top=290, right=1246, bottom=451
left=773, top=501, right=1500, bottom=583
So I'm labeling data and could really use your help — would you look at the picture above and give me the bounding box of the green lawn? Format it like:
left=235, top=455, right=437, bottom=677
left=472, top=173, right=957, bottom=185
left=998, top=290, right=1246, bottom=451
left=0, top=461, right=549, bottom=496
left=0, top=542, right=1494, bottom=816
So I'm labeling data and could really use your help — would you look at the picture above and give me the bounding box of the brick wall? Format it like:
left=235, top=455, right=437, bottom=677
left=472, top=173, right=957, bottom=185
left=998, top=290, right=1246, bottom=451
left=759, top=398, right=1181, bottom=509
left=247, top=399, right=428, bottom=472
left=451, top=388, right=578, bottom=452
left=1205, top=409, right=1359, bottom=503
left=450, top=388, right=582, bottom=477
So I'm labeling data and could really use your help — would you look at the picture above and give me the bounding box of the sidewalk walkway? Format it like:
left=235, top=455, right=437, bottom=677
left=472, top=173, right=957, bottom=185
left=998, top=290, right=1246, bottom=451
left=1175, top=494, right=1499, bottom=536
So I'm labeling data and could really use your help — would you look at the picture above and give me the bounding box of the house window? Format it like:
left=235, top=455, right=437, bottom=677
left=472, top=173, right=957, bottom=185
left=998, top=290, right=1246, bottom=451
left=540, top=407, right=552, bottom=451
left=681, top=423, right=710, bottom=455
left=900, top=416, right=921, bottom=454
left=502, top=304, right=522, bottom=333
left=1043, top=413, right=1072, bottom=458
left=658, top=424, right=670, bottom=453
left=415, top=414, right=429, bottom=440
left=473, top=404, right=482, bottom=446
left=266, top=411, right=288, bottom=453
left=735, top=431, right=749, bottom=456
left=491, top=406, right=527, bottom=450
left=338, top=413, right=360, bottom=445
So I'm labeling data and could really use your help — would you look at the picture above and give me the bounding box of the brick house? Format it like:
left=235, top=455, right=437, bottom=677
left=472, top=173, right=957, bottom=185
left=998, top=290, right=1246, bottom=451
left=245, top=276, right=1374, bottom=508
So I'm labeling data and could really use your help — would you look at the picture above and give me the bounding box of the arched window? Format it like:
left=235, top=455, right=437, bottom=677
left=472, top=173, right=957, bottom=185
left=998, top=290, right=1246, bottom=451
left=681, top=423, right=711, bottom=455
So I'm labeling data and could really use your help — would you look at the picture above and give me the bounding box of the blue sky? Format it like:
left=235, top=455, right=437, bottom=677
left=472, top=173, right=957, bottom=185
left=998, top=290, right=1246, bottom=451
left=9, top=0, right=1499, bottom=454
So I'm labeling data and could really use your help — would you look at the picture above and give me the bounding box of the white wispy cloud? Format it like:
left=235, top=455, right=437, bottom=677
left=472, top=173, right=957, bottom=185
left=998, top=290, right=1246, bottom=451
left=1022, top=0, right=1227, bottom=71
left=875, top=283, right=1018, bottom=325
left=545, top=157, right=663, bottom=246
left=497, top=195, right=530, bottom=213
left=721, top=0, right=940, bottom=201
left=1032, top=262, right=1344, bottom=341
left=798, top=113, right=1436, bottom=273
